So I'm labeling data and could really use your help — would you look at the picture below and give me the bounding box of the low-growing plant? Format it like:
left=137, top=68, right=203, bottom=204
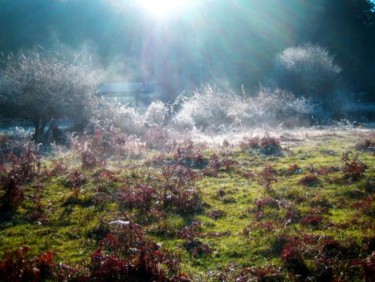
left=90, top=220, right=189, bottom=281
left=0, top=247, right=56, bottom=281
left=341, top=151, right=367, bottom=180
left=81, top=145, right=99, bottom=170
left=0, top=144, right=40, bottom=214
left=159, top=165, right=203, bottom=214
left=66, top=169, right=87, bottom=194
left=183, top=239, right=213, bottom=258
left=207, top=209, right=225, bottom=220
left=118, top=184, right=156, bottom=213
left=355, top=139, right=375, bottom=152
left=203, top=153, right=237, bottom=176
left=285, top=163, right=302, bottom=176
left=351, top=252, right=375, bottom=282
left=300, top=214, right=324, bottom=227
left=177, top=221, right=202, bottom=240
left=260, top=164, right=278, bottom=190
left=298, top=174, right=320, bottom=187
left=281, top=243, right=310, bottom=280
left=234, top=265, right=285, bottom=282
left=240, top=134, right=283, bottom=156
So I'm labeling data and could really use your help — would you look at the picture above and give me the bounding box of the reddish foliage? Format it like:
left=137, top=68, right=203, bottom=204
left=240, top=134, right=282, bottom=155
left=90, top=220, right=189, bottom=281
left=259, top=134, right=282, bottom=155
left=160, top=165, right=202, bottom=214
left=81, top=149, right=98, bottom=170
left=316, top=165, right=340, bottom=175
left=255, top=197, right=280, bottom=210
left=66, top=169, right=87, bottom=194
left=177, top=221, right=202, bottom=240
left=298, top=174, right=320, bottom=187
left=0, top=247, right=55, bottom=282
left=183, top=240, right=213, bottom=258
left=341, top=151, right=367, bottom=180
left=235, top=266, right=285, bottom=282
left=260, top=164, right=277, bottom=189
left=47, top=160, right=67, bottom=177
left=240, top=136, right=260, bottom=150
left=351, top=252, right=375, bottom=282
left=207, top=209, right=226, bottom=220
left=256, top=221, right=275, bottom=232
left=118, top=184, right=156, bottom=212
left=285, top=163, right=302, bottom=176
left=281, top=244, right=310, bottom=279
left=300, top=215, right=324, bottom=226
left=203, top=154, right=237, bottom=177
left=1, top=145, right=40, bottom=213
left=355, top=139, right=375, bottom=152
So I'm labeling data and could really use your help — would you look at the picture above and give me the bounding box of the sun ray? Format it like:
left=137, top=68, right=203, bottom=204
left=137, top=0, right=193, bottom=18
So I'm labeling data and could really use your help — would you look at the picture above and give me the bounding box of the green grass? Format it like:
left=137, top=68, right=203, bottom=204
left=1, top=129, right=374, bottom=281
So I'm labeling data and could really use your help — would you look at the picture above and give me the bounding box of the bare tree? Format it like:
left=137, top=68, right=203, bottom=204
left=0, top=47, right=99, bottom=143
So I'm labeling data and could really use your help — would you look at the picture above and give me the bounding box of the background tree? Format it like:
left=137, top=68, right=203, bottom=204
left=0, top=47, right=99, bottom=143
left=308, top=0, right=375, bottom=100
left=271, top=44, right=342, bottom=114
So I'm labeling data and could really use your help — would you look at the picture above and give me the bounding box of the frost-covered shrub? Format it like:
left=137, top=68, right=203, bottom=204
left=171, top=84, right=240, bottom=132
left=233, top=88, right=315, bottom=128
left=144, top=100, right=170, bottom=127
left=172, top=85, right=315, bottom=132
left=95, top=100, right=144, bottom=135
left=272, top=44, right=341, bottom=106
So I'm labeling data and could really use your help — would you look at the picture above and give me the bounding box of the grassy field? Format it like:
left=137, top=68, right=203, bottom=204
left=0, top=126, right=374, bottom=281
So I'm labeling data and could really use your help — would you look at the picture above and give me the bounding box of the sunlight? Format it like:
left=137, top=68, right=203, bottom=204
left=137, top=0, right=193, bottom=18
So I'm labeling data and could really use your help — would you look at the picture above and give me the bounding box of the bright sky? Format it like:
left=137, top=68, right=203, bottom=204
left=136, top=0, right=197, bottom=19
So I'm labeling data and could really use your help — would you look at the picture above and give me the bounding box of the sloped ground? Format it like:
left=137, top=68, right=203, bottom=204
left=0, top=126, right=374, bottom=281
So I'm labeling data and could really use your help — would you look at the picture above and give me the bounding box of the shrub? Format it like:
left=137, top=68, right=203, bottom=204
left=260, top=164, right=277, bottom=190
left=234, top=87, right=315, bottom=128
left=118, top=184, right=156, bottom=213
left=281, top=244, right=310, bottom=279
left=160, top=165, right=203, bottom=214
left=95, top=101, right=144, bottom=136
left=352, top=252, right=375, bottom=282
left=235, top=266, right=285, bottom=281
left=172, top=85, right=315, bottom=131
left=271, top=43, right=341, bottom=113
left=298, top=174, right=320, bottom=187
left=0, top=143, right=40, bottom=214
left=0, top=247, right=56, bottom=281
left=171, top=84, right=238, bottom=132
left=241, top=134, right=283, bottom=155
left=341, top=151, right=367, bottom=180
left=144, top=100, right=170, bottom=127
left=355, top=139, right=375, bottom=153
left=90, top=220, right=188, bottom=281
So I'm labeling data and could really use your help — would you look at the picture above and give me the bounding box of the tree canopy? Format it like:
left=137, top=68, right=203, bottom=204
left=0, top=47, right=99, bottom=143
left=0, top=0, right=374, bottom=99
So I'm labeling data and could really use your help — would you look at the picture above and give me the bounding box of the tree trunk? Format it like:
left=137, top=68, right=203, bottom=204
left=33, top=118, right=49, bottom=144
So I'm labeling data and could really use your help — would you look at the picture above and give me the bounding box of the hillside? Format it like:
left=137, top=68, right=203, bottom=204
left=1, top=126, right=374, bottom=281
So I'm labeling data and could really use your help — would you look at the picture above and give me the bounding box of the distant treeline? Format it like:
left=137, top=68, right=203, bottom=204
left=0, top=0, right=374, bottom=100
